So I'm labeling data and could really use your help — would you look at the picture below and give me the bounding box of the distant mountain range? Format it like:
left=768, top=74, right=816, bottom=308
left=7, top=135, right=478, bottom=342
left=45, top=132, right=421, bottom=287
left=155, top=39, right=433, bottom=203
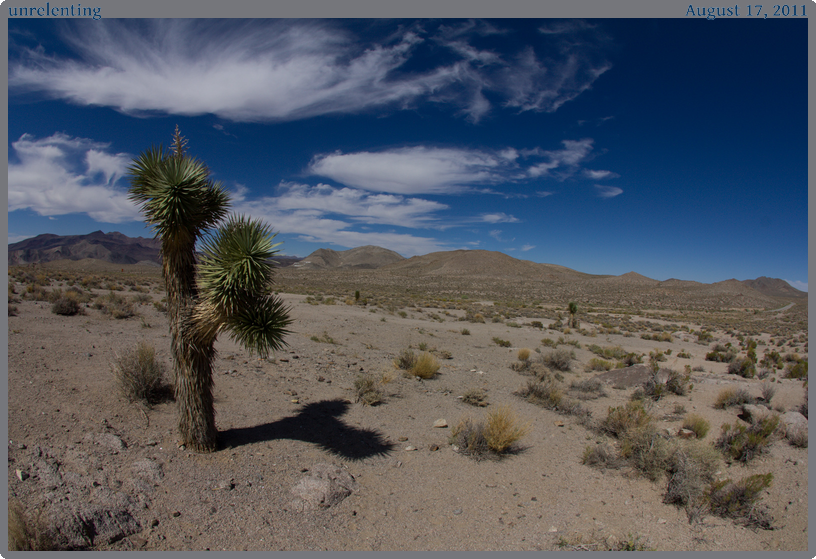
left=7, top=232, right=806, bottom=300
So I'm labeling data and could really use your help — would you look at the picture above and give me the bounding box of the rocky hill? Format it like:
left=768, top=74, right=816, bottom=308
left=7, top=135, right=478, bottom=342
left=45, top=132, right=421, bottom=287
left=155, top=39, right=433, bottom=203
left=741, top=276, right=807, bottom=299
left=8, top=231, right=162, bottom=266
left=293, top=246, right=404, bottom=270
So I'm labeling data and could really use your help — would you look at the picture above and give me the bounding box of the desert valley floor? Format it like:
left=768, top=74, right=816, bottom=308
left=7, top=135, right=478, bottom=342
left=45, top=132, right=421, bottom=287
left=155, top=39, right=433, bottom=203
left=6, top=261, right=809, bottom=551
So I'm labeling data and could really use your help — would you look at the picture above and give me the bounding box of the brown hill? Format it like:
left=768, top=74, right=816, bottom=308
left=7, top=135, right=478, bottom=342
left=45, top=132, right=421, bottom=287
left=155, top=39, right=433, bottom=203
left=742, top=276, right=807, bottom=299
left=380, top=249, right=594, bottom=281
left=294, top=246, right=404, bottom=270
left=8, top=231, right=162, bottom=266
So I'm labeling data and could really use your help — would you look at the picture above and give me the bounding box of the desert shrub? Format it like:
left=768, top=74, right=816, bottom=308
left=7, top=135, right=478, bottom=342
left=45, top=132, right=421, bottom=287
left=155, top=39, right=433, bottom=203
left=354, top=374, right=384, bottom=406
left=569, top=378, right=607, bottom=399
left=664, top=441, right=721, bottom=511
left=460, top=328, right=470, bottom=335
left=530, top=321, right=543, bottom=329
left=759, top=382, right=777, bottom=404
left=516, top=378, right=563, bottom=409
left=541, top=337, right=557, bottom=348
left=483, top=405, right=529, bottom=454
left=8, top=499, right=54, bottom=551
left=310, top=332, right=337, bottom=344
left=676, top=350, right=691, bottom=359
left=715, top=416, right=779, bottom=463
left=23, top=284, right=48, bottom=301
left=94, top=291, right=136, bottom=319
left=706, top=473, right=774, bottom=529
left=619, top=423, right=673, bottom=481
left=681, top=414, right=710, bottom=439
left=727, top=358, right=756, bottom=379
left=462, top=389, right=489, bottom=407
left=581, top=442, right=623, bottom=470
left=713, top=387, right=755, bottom=409
left=112, top=342, right=172, bottom=407
left=785, top=359, right=808, bottom=379
left=394, top=349, right=417, bottom=371
left=556, top=532, right=653, bottom=551
left=450, top=406, right=527, bottom=459
left=542, top=348, right=573, bottom=371
left=469, top=313, right=485, bottom=323
left=153, top=299, right=167, bottom=313
left=665, top=369, right=691, bottom=396
left=132, top=293, right=153, bottom=305
left=398, top=311, right=408, bottom=318
left=492, top=337, right=511, bottom=348
left=408, top=351, right=440, bottom=379
left=517, top=348, right=531, bottom=362
left=706, top=343, right=737, bottom=362
left=602, top=401, right=652, bottom=438
left=51, top=295, right=81, bottom=316
left=585, top=358, right=614, bottom=372
left=450, top=418, right=490, bottom=458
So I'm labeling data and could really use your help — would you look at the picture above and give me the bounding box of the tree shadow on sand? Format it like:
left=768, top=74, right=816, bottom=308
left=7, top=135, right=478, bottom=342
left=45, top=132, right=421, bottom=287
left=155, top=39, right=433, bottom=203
left=219, top=399, right=394, bottom=460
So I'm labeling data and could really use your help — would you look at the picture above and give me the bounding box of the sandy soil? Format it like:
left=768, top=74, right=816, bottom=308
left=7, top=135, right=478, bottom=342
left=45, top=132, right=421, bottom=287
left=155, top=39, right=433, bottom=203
left=6, top=280, right=808, bottom=551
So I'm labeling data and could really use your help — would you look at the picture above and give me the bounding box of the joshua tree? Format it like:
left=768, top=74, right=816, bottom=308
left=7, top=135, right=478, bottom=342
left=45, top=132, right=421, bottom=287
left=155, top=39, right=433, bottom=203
left=568, top=301, right=578, bottom=329
left=128, top=127, right=291, bottom=452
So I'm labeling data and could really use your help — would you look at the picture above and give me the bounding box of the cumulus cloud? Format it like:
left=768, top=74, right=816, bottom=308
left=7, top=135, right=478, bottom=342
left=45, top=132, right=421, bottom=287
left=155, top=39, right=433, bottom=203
left=232, top=192, right=447, bottom=257
left=9, top=19, right=610, bottom=123
left=595, top=185, right=623, bottom=198
left=270, top=182, right=449, bottom=228
left=8, top=133, right=139, bottom=222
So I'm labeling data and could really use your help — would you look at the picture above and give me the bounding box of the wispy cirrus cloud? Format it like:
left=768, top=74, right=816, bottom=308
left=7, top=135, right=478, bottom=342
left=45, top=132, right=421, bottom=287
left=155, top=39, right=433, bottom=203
left=7, top=133, right=138, bottom=222
left=9, top=19, right=610, bottom=123
left=595, top=185, right=624, bottom=198
left=309, top=146, right=524, bottom=195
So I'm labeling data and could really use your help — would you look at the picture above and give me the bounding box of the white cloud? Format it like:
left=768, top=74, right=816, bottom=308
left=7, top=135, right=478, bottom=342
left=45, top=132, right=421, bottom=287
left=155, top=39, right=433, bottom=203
left=10, top=20, right=610, bottom=123
left=7, top=133, right=139, bottom=223
left=270, top=182, right=449, bottom=228
left=584, top=169, right=619, bottom=180
left=479, top=213, right=519, bottom=224
left=595, top=185, right=623, bottom=199
left=526, top=139, right=594, bottom=179
left=309, top=146, right=521, bottom=195
left=521, top=244, right=535, bottom=251
left=783, top=279, right=808, bottom=292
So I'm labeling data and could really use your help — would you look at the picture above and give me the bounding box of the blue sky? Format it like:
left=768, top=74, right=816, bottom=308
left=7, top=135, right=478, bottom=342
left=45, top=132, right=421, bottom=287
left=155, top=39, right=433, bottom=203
left=7, top=18, right=809, bottom=290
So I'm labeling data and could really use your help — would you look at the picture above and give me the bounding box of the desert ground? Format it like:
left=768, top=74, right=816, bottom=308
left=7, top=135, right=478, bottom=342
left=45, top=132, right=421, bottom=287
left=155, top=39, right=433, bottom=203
left=6, top=260, right=809, bottom=551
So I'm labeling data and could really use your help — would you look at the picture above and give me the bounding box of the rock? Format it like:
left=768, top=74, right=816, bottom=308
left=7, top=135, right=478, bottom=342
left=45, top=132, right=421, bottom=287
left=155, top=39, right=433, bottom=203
left=15, top=469, right=29, bottom=481
left=740, top=404, right=774, bottom=423
left=289, top=463, right=358, bottom=512
left=781, top=411, right=807, bottom=430
left=678, top=428, right=696, bottom=439
left=433, top=419, right=448, bottom=428
left=404, top=446, right=417, bottom=451
left=48, top=489, right=140, bottom=549
left=429, top=444, right=440, bottom=451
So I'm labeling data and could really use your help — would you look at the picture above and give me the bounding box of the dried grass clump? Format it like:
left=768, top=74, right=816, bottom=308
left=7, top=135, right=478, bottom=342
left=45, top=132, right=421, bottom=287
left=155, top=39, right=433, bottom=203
left=542, top=348, right=573, bottom=371
left=759, top=382, right=777, bottom=404
left=461, top=389, right=489, bottom=407
left=94, top=291, right=136, bottom=319
left=354, top=373, right=385, bottom=406
left=112, top=342, right=173, bottom=407
left=602, top=401, right=652, bottom=438
left=681, top=414, right=710, bottom=439
left=727, top=357, right=756, bottom=379
left=581, top=442, right=624, bottom=470
left=516, top=378, right=563, bottom=409
left=450, top=406, right=528, bottom=459
left=706, top=473, right=774, bottom=529
left=713, top=387, right=755, bottom=409
left=569, top=378, right=607, bottom=400
left=51, top=294, right=82, bottom=316
left=517, top=348, right=531, bottom=362
left=585, top=358, right=614, bottom=372
left=663, top=441, right=721, bottom=513
left=715, top=416, right=779, bottom=463
left=409, top=351, right=440, bottom=379
left=8, top=499, right=54, bottom=551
